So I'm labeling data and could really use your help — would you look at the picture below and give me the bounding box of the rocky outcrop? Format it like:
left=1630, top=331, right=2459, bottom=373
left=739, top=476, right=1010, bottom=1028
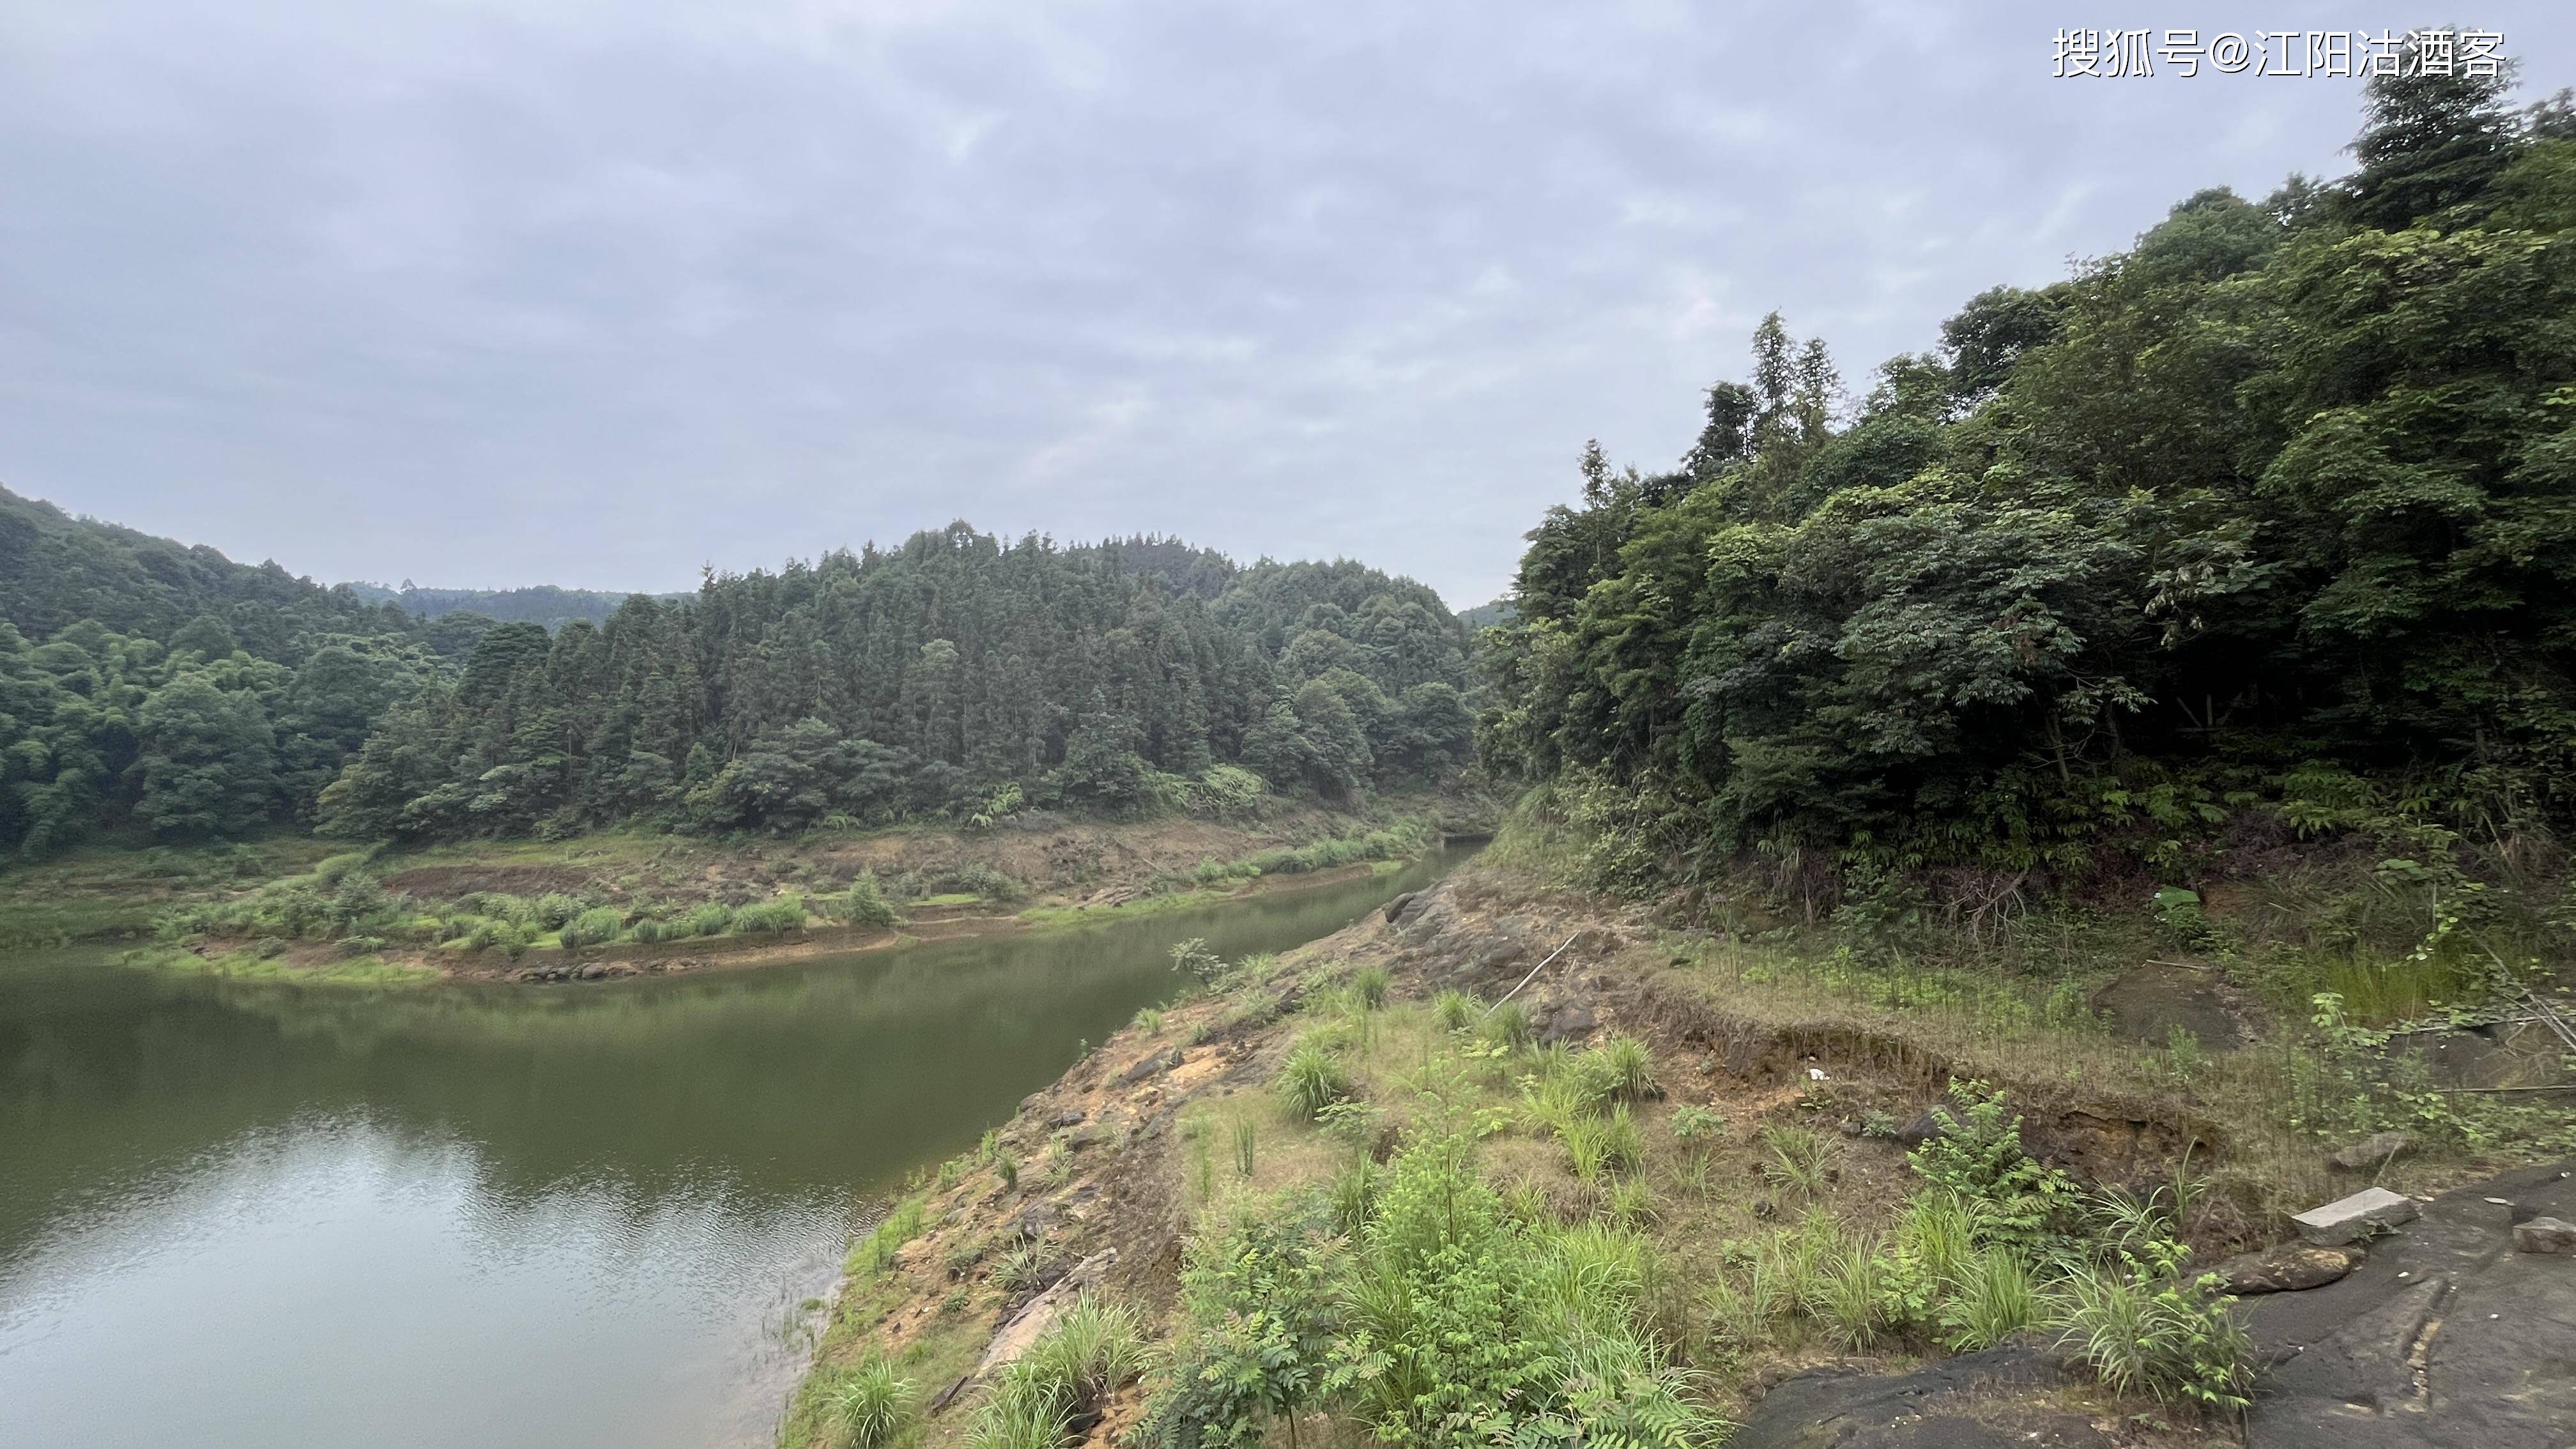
left=2243, top=1161, right=2576, bottom=1448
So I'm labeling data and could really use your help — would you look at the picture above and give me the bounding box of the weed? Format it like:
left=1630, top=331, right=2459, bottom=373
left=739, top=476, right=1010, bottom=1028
left=1756, top=1122, right=1834, bottom=1199
left=1667, top=1104, right=1725, bottom=1143
left=1938, top=1249, right=2039, bottom=1351
left=1352, top=964, right=1392, bottom=1009
left=1434, top=990, right=1477, bottom=1031
left=1232, top=1120, right=1257, bottom=1178
left=825, top=1354, right=918, bottom=1449
left=1277, top=1043, right=1354, bottom=1121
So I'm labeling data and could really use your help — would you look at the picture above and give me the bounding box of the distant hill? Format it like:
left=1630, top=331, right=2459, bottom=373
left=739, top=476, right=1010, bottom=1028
left=0, top=483, right=410, bottom=654
left=344, top=581, right=689, bottom=631
left=1458, top=599, right=1515, bottom=630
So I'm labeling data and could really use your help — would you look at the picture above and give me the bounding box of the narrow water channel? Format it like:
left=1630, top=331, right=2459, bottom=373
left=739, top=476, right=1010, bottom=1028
left=0, top=845, right=1475, bottom=1449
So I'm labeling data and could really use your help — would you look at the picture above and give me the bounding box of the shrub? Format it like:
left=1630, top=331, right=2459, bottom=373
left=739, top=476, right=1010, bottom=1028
left=1170, top=938, right=1229, bottom=988
left=559, top=907, right=624, bottom=948
left=833, top=873, right=898, bottom=927
left=1668, top=1105, right=1726, bottom=1143
left=1907, top=1081, right=2078, bottom=1254
left=312, top=851, right=372, bottom=886
left=531, top=894, right=583, bottom=931
left=684, top=902, right=736, bottom=937
left=730, top=897, right=808, bottom=933
left=826, top=1354, right=918, bottom=1449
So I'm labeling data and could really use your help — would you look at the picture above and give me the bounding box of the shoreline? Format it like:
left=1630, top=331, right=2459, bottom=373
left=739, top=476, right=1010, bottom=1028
left=121, top=836, right=1492, bottom=988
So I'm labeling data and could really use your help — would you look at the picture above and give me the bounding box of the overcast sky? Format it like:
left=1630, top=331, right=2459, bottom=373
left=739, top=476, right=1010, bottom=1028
left=3, top=3, right=2568, bottom=610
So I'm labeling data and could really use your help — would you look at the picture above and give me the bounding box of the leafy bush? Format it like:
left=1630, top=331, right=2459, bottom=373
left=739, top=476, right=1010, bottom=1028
left=1170, top=939, right=1230, bottom=988
left=530, top=893, right=583, bottom=931
left=1906, top=1082, right=2078, bottom=1255
left=1668, top=1105, right=1725, bottom=1143
left=730, top=897, right=808, bottom=933
left=558, top=907, right=624, bottom=947
left=831, top=873, right=898, bottom=927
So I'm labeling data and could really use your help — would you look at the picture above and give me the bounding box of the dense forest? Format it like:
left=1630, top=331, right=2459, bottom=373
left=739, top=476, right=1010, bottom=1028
left=1480, top=61, right=2576, bottom=895
left=344, top=581, right=688, bottom=632
left=1, top=492, right=1478, bottom=859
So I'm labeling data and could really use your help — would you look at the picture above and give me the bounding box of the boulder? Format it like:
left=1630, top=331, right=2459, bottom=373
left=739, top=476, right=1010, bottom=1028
left=2512, top=1216, right=2576, bottom=1254
left=2292, top=1186, right=2419, bottom=1246
left=2211, top=1240, right=2363, bottom=1294
left=1117, top=1048, right=1181, bottom=1085
left=1535, top=1000, right=1598, bottom=1045
left=1892, top=1108, right=1950, bottom=1147
left=2329, top=1130, right=2415, bottom=1171
left=1381, top=891, right=1417, bottom=924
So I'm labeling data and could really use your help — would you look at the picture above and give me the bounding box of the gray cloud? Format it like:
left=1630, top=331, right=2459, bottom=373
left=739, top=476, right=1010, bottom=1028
left=3, top=1, right=2567, bottom=606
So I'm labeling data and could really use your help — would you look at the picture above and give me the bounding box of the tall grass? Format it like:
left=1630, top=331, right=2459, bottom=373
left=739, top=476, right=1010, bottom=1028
left=826, top=1354, right=918, bottom=1449
left=1277, top=1043, right=1353, bottom=1120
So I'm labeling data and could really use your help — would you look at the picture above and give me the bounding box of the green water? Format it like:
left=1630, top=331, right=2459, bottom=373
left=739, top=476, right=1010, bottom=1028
left=0, top=848, right=1469, bottom=1448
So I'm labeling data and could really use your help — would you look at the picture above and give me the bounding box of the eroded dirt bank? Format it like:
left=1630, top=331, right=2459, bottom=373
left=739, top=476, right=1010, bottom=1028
left=779, top=862, right=2576, bottom=1449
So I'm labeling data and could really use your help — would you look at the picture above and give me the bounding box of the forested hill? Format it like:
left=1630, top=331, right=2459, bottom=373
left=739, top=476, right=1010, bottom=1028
left=0, top=484, right=448, bottom=856
left=318, top=525, right=1477, bottom=841
left=1480, top=59, right=2576, bottom=892
left=345, top=582, right=688, bottom=632
left=3, top=492, right=1477, bottom=859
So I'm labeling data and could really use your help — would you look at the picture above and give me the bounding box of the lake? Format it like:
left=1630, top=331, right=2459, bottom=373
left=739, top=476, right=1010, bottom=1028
left=0, top=848, right=1471, bottom=1448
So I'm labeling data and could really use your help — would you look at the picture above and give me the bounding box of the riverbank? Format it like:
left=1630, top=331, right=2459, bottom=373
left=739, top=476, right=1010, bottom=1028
left=776, top=833, right=2576, bottom=1449
left=22, top=791, right=1493, bottom=984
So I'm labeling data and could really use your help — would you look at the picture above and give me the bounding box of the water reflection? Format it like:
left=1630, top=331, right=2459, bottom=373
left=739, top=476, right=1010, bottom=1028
left=0, top=848, right=1471, bottom=1448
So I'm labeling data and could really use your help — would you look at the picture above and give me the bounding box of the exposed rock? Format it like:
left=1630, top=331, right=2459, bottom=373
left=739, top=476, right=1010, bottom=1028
left=1535, top=1000, right=1598, bottom=1045
left=1007, top=1202, right=1060, bottom=1241
left=2089, top=962, right=2246, bottom=1048
left=2329, top=1130, right=2416, bottom=1171
left=1045, top=1108, right=1087, bottom=1130
left=1892, top=1108, right=1949, bottom=1147
left=973, top=1248, right=1118, bottom=1380
left=2212, top=1241, right=2363, bottom=1294
left=1381, top=891, right=1417, bottom=924
left=2242, top=1160, right=2576, bottom=1448
left=1117, top=1048, right=1181, bottom=1085
left=2512, top=1215, right=2576, bottom=1254
left=2292, top=1186, right=2419, bottom=1245
left=578, top=963, right=605, bottom=980
left=1728, top=1343, right=2096, bottom=1449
